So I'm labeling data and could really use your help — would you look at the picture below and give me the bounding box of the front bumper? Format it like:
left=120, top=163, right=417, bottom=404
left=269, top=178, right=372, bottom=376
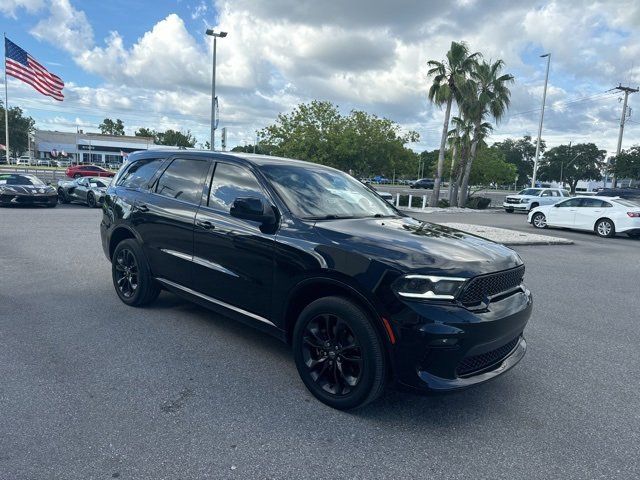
left=503, top=202, right=529, bottom=211
left=386, top=287, right=532, bottom=393
left=0, top=193, right=58, bottom=207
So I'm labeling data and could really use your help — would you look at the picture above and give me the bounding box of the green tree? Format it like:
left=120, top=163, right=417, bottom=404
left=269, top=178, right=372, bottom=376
left=156, top=129, right=197, bottom=148
left=458, top=59, right=514, bottom=206
left=0, top=101, right=36, bottom=157
left=470, top=146, right=517, bottom=186
left=426, top=41, right=480, bottom=206
left=134, top=127, right=157, bottom=140
left=492, top=135, right=543, bottom=186
left=258, top=100, right=419, bottom=178
left=99, top=118, right=125, bottom=136
left=612, top=146, right=640, bottom=180
left=538, top=143, right=605, bottom=193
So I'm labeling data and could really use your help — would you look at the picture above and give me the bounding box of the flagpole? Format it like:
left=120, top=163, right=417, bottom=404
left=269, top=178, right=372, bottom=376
left=3, top=33, right=9, bottom=163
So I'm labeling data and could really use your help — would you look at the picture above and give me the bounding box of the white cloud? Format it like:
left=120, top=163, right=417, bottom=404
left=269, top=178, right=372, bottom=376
left=17, top=0, right=640, bottom=154
left=0, top=0, right=44, bottom=18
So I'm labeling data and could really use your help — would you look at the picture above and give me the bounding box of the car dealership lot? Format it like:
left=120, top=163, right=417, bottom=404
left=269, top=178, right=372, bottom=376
left=1, top=206, right=638, bottom=479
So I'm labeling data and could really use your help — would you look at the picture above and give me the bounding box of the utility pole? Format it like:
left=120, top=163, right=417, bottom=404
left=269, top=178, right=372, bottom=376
left=610, top=84, right=638, bottom=188
left=532, top=53, right=551, bottom=187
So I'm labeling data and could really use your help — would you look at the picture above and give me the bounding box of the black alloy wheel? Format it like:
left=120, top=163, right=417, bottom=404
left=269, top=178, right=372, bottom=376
left=87, top=192, right=96, bottom=208
left=58, top=188, right=70, bottom=204
left=302, top=313, right=362, bottom=396
left=293, top=296, right=386, bottom=410
left=111, top=239, right=160, bottom=306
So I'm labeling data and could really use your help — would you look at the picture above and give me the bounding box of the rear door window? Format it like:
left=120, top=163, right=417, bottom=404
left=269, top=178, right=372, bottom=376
left=118, top=158, right=164, bottom=189
left=155, top=158, right=210, bottom=205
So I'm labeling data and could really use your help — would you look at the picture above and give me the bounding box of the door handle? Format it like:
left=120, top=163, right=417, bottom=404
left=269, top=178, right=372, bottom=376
left=135, top=204, right=149, bottom=212
left=196, top=220, right=214, bottom=230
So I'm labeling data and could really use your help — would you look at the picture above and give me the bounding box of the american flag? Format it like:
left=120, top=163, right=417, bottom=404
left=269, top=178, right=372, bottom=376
left=5, top=37, right=64, bottom=101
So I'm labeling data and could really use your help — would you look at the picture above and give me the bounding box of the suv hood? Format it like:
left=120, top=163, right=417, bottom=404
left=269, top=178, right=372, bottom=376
left=313, top=216, right=522, bottom=278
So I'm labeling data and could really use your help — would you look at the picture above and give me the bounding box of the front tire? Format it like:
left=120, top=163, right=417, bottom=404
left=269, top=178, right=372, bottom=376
left=112, top=239, right=160, bottom=306
left=531, top=212, right=547, bottom=229
left=504, top=208, right=514, bottom=213
left=595, top=218, right=615, bottom=238
left=58, top=188, right=70, bottom=204
left=87, top=192, right=96, bottom=208
left=293, top=297, right=386, bottom=410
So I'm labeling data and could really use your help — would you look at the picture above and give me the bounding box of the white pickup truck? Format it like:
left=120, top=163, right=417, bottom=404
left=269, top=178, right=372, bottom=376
left=503, top=187, right=572, bottom=213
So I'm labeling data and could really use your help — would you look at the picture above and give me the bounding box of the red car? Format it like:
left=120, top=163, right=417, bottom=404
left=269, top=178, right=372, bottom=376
left=66, top=164, right=115, bottom=179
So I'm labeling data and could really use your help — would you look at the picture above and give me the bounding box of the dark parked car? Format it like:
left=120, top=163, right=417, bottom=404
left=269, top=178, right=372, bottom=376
left=595, top=188, right=640, bottom=202
left=0, top=173, right=58, bottom=207
left=411, top=178, right=435, bottom=189
left=58, top=176, right=110, bottom=207
left=66, top=164, right=115, bottom=179
left=100, top=151, right=532, bottom=409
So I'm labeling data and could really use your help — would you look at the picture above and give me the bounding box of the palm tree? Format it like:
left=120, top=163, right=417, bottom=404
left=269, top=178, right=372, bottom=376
left=446, top=116, right=473, bottom=205
left=426, top=41, right=480, bottom=207
left=457, top=60, right=513, bottom=207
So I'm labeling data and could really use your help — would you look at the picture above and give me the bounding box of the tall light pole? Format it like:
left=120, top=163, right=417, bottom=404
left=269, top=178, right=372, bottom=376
left=205, top=29, right=227, bottom=151
left=532, top=53, right=551, bottom=187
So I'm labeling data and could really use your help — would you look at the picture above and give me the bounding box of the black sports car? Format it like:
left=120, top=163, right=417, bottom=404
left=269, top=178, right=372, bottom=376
left=0, top=173, right=58, bottom=207
left=57, top=176, right=109, bottom=207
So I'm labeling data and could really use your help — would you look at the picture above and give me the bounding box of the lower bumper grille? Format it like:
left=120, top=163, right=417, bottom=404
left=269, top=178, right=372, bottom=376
left=456, top=336, right=520, bottom=377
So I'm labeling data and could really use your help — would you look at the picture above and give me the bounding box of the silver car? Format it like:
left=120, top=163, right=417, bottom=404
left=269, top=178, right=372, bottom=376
left=57, top=176, right=110, bottom=208
left=503, top=188, right=571, bottom=213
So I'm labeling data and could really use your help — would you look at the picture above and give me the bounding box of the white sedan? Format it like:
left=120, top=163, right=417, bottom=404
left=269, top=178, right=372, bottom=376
left=528, top=196, right=640, bottom=238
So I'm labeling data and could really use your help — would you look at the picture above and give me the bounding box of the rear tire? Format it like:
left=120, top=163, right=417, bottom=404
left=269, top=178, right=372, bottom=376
left=595, top=218, right=615, bottom=238
left=112, top=239, right=160, bottom=306
left=293, top=296, right=386, bottom=410
left=529, top=202, right=539, bottom=211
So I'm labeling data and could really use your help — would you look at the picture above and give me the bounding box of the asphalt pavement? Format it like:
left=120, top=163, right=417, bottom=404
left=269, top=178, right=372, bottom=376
left=1, top=205, right=638, bottom=479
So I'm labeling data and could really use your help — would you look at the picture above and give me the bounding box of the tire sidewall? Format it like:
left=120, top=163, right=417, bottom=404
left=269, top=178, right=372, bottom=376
left=87, top=192, right=95, bottom=208
left=111, top=239, right=154, bottom=306
left=293, top=297, right=385, bottom=410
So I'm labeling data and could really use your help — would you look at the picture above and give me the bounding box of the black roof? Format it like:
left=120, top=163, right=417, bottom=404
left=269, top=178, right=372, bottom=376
left=130, top=149, right=333, bottom=169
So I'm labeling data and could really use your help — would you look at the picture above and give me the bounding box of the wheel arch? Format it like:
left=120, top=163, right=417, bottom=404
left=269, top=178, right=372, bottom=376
left=283, top=276, right=392, bottom=349
left=108, top=225, right=142, bottom=260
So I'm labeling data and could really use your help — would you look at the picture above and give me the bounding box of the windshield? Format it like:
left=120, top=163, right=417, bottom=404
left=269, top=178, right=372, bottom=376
left=518, top=188, right=541, bottom=196
left=259, top=164, right=398, bottom=219
left=0, top=174, right=45, bottom=186
left=89, top=179, right=109, bottom=188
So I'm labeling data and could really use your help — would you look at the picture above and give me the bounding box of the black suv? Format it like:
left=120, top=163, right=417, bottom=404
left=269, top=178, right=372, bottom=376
left=100, top=150, right=532, bottom=409
left=595, top=188, right=640, bottom=202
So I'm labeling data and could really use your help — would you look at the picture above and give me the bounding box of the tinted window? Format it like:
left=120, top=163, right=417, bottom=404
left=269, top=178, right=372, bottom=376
left=557, top=198, right=581, bottom=207
left=156, top=158, right=210, bottom=204
left=581, top=198, right=610, bottom=208
left=209, top=163, right=268, bottom=212
left=561, top=190, right=571, bottom=197
left=118, top=158, right=163, bottom=189
left=518, top=188, right=542, bottom=196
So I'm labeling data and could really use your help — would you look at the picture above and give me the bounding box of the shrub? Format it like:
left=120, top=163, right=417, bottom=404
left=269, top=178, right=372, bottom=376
left=466, top=196, right=491, bottom=209
left=437, top=199, right=450, bottom=208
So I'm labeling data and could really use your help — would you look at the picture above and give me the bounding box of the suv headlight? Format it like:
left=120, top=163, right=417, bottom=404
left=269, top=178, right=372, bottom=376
left=520, top=198, right=530, bottom=203
left=393, top=275, right=467, bottom=300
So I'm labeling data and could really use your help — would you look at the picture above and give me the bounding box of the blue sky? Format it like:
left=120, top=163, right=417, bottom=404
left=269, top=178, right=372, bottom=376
left=2, top=0, right=640, bottom=153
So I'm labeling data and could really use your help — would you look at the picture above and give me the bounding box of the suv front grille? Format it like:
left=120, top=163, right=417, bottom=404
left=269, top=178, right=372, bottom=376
left=506, top=198, right=521, bottom=204
left=458, top=265, right=525, bottom=306
left=456, top=336, right=520, bottom=377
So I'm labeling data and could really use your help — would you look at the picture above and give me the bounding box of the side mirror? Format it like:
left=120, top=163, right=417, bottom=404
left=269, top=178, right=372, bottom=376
left=230, top=197, right=276, bottom=226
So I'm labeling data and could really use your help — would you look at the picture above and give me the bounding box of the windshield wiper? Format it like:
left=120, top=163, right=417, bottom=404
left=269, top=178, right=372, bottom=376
left=304, top=214, right=355, bottom=220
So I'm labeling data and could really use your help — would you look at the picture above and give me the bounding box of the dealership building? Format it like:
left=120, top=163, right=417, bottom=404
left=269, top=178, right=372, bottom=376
left=33, top=130, right=155, bottom=165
